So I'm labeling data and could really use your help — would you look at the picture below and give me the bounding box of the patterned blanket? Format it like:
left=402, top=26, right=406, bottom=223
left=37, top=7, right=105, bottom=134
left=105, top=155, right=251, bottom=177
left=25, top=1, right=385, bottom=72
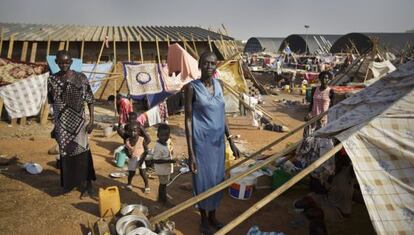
left=0, top=58, right=47, bottom=86
left=124, top=63, right=163, bottom=96
left=0, top=73, right=49, bottom=118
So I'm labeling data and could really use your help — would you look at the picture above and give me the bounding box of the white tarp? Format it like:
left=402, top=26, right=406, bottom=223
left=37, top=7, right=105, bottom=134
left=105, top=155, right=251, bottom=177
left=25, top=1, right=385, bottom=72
left=0, top=73, right=49, bottom=118
left=368, top=60, right=396, bottom=79
left=316, top=61, right=414, bottom=235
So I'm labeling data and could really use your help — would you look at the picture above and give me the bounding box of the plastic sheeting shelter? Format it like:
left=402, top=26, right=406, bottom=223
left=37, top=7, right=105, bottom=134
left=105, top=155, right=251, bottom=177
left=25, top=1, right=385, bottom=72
left=316, top=61, right=414, bottom=235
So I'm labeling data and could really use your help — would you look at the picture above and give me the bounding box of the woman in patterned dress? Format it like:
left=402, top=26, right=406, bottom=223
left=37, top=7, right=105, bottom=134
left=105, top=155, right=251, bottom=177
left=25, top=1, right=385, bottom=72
left=48, top=50, right=96, bottom=197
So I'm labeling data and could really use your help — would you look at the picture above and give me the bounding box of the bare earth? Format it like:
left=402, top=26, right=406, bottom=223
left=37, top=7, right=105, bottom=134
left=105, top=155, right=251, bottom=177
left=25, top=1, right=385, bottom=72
left=0, top=93, right=375, bottom=235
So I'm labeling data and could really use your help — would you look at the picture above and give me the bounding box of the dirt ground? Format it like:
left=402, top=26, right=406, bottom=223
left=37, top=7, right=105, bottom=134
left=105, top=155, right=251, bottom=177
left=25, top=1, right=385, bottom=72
left=0, top=92, right=375, bottom=235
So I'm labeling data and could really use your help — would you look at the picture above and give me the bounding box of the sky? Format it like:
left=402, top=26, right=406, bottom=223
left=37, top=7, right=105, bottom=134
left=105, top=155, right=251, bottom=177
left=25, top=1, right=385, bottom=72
left=0, top=0, right=413, bottom=40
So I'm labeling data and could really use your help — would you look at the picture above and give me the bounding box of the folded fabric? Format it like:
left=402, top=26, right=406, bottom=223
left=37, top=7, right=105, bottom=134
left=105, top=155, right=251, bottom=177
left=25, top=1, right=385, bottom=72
left=46, top=55, right=82, bottom=74
left=0, top=58, right=47, bottom=86
left=124, top=63, right=163, bottom=96
left=82, top=62, right=113, bottom=94
left=0, top=72, right=49, bottom=118
left=167, top=43, right=200, bottom=80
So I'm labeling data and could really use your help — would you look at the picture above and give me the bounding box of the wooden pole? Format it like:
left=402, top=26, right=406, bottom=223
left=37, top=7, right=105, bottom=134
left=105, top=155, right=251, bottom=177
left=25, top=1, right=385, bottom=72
left=207, top=35, right=213, bottom=52
left=65, top=40, right=70, bottom=51
left=176, top=33, right=199, bottom=60
left=80, top=35, right=86, bottom=61
left=89, top=75, right=122, bottom=83
left=216, top=143, right=344, bottom=235
left=166, top=35, right=171, bottom=47
left=191, top=33, right=199, bottom=58
left=7, top=34, right=15, bottom=59
left=29, top=42, right=37, bottom=63
left=82, top=71, right=122, bottom=76
left=113, top=38, right=118, bottom=116
left=127, top=35, right=131, bottom=62
left=138, top=34, right=144, bottom=64
left=155, top=36, right=161, bottom=64
left=0, top=98, right=3, bottom=120
left=20, top=41, right=29, bottom=62
left=40, top=102, right=50, bottom=125
left=46, top=36, right=51, bottom=56
left=58, top=41, right=65, bottom=50
left=150, top=141, right=301, bottom=224
left=0, top=28, right=3, bottom=57
left=221, top=82, right=273, bottom=120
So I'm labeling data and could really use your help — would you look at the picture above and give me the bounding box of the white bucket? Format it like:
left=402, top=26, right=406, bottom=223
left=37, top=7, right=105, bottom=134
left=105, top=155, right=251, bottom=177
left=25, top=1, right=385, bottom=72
left=228, top=166, right=256, bottom=200
left=104, top=126, right=113, bottom=137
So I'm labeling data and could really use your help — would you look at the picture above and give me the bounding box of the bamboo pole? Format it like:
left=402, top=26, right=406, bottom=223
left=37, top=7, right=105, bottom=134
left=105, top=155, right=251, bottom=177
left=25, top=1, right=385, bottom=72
left=329, top=47, right=372, bottom=86
left=7, top=34, right=15, bottom=59
left=207, top=35, right=213, bottom=52
left=221, top=82, right=273, bottom=120
left=138, top=34, right=144, bottom=64
left=0, top=98, right=3, bottom=120
left=150, top=140, right=301, bottom=224
left=65, top=40, right=69, bottom=51
left=93, top=40, right=107, bottom=100
left=127, top=35, right=131, bottom=62
left=191, top=33, right=199, bottom=58
left=40, top=37, right=50, bottom=125
left=40, top=102, right=50, bottom=125
left=58, top=41, right=65, bottom=50
left=155, top=36, right=161, bottom=64
left=80, top=35, right=85, bottom=61
left=227, top=109, right=329, bottom=172
left=176, top=33, right=199, bottom=60
left=166, top=35, right=171, bottom=47
left=89, top=75, right=122, bottom=83
left=82, top=71, right=122, bottom=76
left=7, top=34, right=16, bottom=125
left=20, top=41, right=28, bottom=61
left=29, top=42, right=37, bottom=63
left=113, top=38, right=118, bottom=116
left=0, top=28, right=3, bottom=57
left=216, top=143, right=343, bottom=235
left=46, top=36, right=51, bottom=56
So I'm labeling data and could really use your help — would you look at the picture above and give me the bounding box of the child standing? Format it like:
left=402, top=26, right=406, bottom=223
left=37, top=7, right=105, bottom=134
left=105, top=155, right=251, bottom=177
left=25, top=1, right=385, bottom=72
left=149, top=124, right=175, bottom=206
left=123, top=122, right=150, bottom=193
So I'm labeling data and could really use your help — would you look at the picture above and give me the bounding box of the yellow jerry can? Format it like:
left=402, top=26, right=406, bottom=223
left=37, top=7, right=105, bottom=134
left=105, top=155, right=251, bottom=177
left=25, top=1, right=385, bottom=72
left=99, top=186, right=121, bottom=218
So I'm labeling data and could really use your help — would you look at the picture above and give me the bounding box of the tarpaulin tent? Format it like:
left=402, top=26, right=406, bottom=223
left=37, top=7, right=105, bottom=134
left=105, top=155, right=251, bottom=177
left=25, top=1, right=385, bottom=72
left=316, top=61, right=414, bottom=235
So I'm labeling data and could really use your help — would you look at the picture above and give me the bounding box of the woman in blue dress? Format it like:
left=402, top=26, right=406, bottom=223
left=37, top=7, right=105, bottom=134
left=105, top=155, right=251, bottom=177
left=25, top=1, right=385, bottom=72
left=184, top=52, right=239, bottom=234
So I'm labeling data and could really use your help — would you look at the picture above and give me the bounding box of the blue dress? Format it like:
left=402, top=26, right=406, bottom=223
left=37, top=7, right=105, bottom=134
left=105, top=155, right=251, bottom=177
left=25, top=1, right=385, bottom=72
left=191, top=79, right=226, bottom=211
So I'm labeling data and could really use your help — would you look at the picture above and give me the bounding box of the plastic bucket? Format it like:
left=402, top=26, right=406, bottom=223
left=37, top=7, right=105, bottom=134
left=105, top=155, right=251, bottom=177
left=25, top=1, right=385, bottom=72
left=229, top=166, right=256, bottom=200
left=115, top=148, right=127, bottom=168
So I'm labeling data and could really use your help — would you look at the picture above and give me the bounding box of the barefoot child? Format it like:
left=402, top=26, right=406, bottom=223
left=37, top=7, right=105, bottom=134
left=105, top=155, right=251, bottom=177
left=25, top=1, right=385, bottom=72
left=148, top=124, right=175, bottom=205
left=123, top=122, right=150, bottom=193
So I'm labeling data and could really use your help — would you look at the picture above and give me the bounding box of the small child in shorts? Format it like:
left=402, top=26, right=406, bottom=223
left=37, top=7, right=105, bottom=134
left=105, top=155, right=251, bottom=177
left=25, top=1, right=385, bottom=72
left=148, top=124, right=175, bottom=205
left=123, top=122, right=150, bottom=193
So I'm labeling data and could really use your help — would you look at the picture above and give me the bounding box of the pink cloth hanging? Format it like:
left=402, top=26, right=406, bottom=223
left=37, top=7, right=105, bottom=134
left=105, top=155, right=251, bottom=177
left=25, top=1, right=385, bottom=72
left=167, top=43, right=200, bottom=80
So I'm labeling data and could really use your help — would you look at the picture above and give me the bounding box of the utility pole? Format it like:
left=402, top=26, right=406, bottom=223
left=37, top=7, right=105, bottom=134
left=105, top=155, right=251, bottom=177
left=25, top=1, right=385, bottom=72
left=304, top=25, right=310, bottom=54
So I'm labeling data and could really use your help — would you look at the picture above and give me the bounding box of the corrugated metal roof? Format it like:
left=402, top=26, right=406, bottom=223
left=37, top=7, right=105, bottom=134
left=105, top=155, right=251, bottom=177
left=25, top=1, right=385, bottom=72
left=0, top=23, right=233, bottom=42
left=280, top=34, right=342, bottom=55
left=330, top=32, right=414, bottom=53
left=244, top=37, right=285, bottom=53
